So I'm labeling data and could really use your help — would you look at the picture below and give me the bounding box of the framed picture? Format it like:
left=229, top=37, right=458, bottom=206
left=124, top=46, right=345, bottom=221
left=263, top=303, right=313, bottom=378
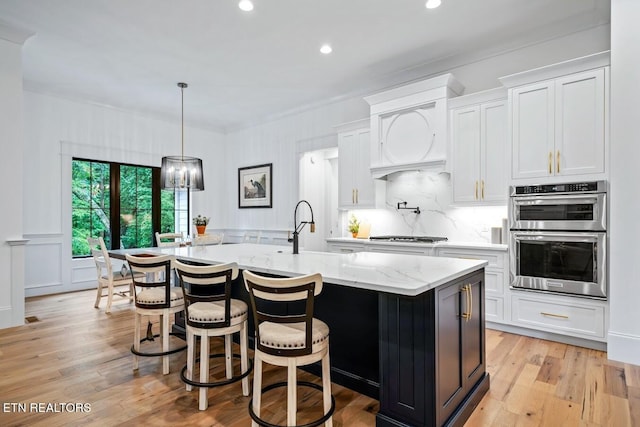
left=238, top=163, right=273, bottom=208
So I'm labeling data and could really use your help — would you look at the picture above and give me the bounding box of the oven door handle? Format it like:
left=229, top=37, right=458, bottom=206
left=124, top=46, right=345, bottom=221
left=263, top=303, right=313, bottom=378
left=512, top=194, right=600, bottom=205
left=512, top=231, right=602, bottom=243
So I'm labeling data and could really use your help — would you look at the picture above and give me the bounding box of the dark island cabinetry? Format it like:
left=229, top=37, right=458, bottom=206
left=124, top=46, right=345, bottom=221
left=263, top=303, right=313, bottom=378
left=378, top=269, right=488, bottom=427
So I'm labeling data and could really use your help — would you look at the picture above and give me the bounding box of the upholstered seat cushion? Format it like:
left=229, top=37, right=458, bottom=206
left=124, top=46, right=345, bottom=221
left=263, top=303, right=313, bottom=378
left=258, top=319, right=329, bottom=352
left=187, top=299, right=248, bottom=325
left=136, top=287, right=184, bottom=307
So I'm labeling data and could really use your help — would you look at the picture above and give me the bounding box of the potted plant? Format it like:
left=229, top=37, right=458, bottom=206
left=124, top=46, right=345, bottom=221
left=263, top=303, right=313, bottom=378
left=193, top=215, right=210, bottom=235
left=348, top=214, right=360, bottom=238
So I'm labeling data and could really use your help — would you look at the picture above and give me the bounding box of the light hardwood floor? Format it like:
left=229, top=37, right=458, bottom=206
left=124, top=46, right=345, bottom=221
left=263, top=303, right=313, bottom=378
left=0, top=290, right=638, bottom=426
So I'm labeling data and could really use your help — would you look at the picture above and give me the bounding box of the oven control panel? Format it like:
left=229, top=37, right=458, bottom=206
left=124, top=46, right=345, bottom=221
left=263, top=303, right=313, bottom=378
left=512, top=181, right=605, bottom=195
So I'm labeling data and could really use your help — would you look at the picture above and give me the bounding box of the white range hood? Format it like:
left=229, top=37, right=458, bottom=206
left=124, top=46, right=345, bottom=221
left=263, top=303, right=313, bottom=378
left=364, top=73, right=464, bottom=179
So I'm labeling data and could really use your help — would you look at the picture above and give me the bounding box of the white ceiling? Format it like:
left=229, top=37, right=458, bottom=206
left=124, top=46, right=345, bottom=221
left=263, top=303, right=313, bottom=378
left=0, top=0, right=610, bottom=132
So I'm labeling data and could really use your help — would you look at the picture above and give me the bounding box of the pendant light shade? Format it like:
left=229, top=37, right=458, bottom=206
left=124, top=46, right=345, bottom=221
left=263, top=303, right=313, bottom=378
left=160, top=82, right=205, bottom=191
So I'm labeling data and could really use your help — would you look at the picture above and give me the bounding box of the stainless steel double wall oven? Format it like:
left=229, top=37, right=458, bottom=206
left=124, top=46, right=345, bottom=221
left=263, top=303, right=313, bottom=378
left=509, top=181, right=607, bottom=299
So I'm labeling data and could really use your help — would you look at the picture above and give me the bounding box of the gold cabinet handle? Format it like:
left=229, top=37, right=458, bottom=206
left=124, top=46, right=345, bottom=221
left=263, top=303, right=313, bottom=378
left=540, top=312, right=569, bottom=319
left=548, top=152, right=552, bottom=174
left=352, top=189, right=355, bottom=204
left=481, top=180, right=485, bottom=200
left=474, top=181, right=478, bottom=200
left=356, top=189, right=359, bottom=204
left=468, top=284, right=473, bottom=320
left=557, top=150, right=560, bottom=174
left=460, top=285, right=468, bottom=319
left=461, top=285, right=471, bottom=321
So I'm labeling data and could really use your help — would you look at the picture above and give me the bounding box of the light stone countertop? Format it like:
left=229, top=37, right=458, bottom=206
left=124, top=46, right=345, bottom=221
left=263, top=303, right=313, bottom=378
left=326, top=237, right=508, bottom=251
left=113, top=243, right=487, bottom=297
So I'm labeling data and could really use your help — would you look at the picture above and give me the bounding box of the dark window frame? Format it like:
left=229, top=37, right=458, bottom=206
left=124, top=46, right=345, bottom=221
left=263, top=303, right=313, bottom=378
left=72, top=157, right=189, bottom=257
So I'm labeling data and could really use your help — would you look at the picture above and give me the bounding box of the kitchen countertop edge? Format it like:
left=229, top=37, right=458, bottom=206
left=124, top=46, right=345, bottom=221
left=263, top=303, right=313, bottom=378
left=326, top=237, right=508, bottom=251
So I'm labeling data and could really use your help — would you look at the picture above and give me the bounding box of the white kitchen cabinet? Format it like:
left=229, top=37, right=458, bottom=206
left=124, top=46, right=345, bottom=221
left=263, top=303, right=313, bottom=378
left=437, top=246, right=508, bottom=324
left=326, top=241, right=366, bottom=253
left=511, top=80, right=555, bottom=179
left=336, top=119, right=385, bottom=209
left=364, top=74, right=464, bottom=178
left=503, top=52, right=609, bottom=182
left=554, top=69, right=606, bottom=176
left=510, top=291, right=607, bottom=341
left=450, top=89, right=507, bottom=204
left=366, top=244, right=432, bottom=256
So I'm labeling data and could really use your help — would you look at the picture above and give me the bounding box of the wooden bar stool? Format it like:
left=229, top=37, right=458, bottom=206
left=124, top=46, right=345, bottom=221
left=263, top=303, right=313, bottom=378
left=243, top=270, right=334, bottom=427
left=174, top=260, right=252, bottom=411
left=125, top=253, right=187, bottom=375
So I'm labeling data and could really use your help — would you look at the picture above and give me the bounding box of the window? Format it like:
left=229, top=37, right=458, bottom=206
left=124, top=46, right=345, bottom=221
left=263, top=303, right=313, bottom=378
left=72, top=159, right=189, bottom=257
left=72, top=160, right=111, bottom=255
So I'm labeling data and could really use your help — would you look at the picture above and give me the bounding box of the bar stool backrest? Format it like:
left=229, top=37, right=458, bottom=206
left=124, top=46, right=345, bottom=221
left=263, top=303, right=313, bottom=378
left=243, top=271, right=323, bottom=358
left=174, top=260, right=239, bottom=329
left=125, top=254, right=173, bottom=309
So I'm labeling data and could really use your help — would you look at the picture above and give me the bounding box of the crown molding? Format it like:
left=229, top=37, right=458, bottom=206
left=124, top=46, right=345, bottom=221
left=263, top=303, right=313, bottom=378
left=0, top=19, right=35, bottom=45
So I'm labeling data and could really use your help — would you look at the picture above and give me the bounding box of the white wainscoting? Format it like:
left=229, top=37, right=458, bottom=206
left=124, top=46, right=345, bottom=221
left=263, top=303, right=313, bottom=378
left=24, top=233, right=65, bottom=297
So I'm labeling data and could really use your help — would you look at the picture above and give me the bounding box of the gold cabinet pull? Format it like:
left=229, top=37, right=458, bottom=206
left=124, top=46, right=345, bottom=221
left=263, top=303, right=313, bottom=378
left=474, top=181, right=478, bottom=200
left=461, top=285, right=471, bottom=321
left=540, top=312, right=569, bottom=319
left=548, top=152, right=552, bottom=174
left=468, top=284, right=473, bottom=320
left=481, top=180, right=485, bottom=200
left=352, top=189, right=355, bottom=204
left=557, top=150, right=560, bottom=174
left=356, top=189, right=359, bottom=204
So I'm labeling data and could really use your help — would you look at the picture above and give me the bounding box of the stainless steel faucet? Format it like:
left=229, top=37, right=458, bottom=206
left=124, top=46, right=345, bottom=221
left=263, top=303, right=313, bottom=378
left=290, top=200, right=315, bottom=254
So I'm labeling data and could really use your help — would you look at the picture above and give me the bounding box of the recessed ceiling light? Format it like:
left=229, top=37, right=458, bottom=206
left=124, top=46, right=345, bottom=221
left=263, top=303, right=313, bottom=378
left=426, top=0, right=441, bottom=9
left=238, top=0, right=254, bottom=12
left=320, top=44, right=333, bottom=54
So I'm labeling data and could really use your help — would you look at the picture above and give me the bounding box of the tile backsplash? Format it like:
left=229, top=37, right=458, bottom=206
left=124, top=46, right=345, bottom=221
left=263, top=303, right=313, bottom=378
left=343, top=171, right=508, bottom=243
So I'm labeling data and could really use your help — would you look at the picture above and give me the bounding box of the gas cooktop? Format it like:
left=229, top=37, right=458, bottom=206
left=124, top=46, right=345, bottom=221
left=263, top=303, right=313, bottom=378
left=369, top=235, right=448, bottom=243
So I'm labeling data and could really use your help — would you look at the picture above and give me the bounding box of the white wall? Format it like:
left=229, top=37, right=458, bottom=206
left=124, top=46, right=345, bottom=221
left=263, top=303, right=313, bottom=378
left=446, top=24, right=610, bottom=95
left=608, top=0, right=640, bottom=364
left=22, top=91, right=226, bottom=296
left=299, top=148, right=339, bottom=251
left=222, top=97, right=369, bottom=233
left=0, top=36, right=26, bottom=327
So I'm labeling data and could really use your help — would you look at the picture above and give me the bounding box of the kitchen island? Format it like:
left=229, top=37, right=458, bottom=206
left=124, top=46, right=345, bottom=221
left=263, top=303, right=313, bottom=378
left=115, top=243, right=489, bottom=427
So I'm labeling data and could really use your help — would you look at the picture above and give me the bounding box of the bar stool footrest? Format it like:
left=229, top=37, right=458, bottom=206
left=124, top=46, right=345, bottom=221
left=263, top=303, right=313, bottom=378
left=131, top=332, right=187, bottom=357
left=248, top=381, right=335, bottom=427
left=180, top=353, right=253, bottom=388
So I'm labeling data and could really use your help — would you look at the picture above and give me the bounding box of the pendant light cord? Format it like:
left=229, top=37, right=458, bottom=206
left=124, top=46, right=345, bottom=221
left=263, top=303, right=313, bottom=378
left=178, top=82, right=188, bottom=161
left=181, top=84, right=184, bottom=161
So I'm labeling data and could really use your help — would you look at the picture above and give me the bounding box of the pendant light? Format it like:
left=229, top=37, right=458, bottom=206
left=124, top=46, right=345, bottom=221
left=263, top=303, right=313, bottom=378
left=160, top=82, right=204, bottom=191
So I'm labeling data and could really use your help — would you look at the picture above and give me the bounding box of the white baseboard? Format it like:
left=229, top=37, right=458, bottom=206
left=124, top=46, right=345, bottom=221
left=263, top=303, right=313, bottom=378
left=607, top=331, right=640, bottom=365
left=487, top=321, right=607, bottom=351
left=26, top=281, right=95, bottom=298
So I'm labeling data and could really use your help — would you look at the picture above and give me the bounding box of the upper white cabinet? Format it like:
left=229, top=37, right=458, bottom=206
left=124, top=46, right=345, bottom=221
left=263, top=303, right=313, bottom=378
left=449, top=88, right=508, bottom=204
left=555, top=70, right=606, bottom=177
left=501, top=52, right=609, bottom=182
left=336, top=119, right=385, bottom=209
left=364, top=74, right=464, bottom=178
